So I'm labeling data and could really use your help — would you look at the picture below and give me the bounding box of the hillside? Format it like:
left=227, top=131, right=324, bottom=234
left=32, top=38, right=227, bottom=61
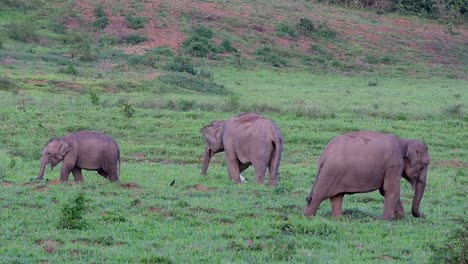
left=1, top=0, right=467, bottom=83
left=0, top=1, right=467, bottom=263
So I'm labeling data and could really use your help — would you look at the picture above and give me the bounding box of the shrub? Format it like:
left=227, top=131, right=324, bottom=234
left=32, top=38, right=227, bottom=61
left=88, top=90, right=100, bottom=105
left=165, top=56, right=197, bottom=75
left=0, top=77, right=18, bottom=91
left=65, top=31, right=98, bottom=62
left=255, top=46, right=288, bottom=67
left=219, top=39, right=237, bottom=53
left=119, top=33, right=147, bottom=45
left=58, top=193, right=88, bottom=230
left=0, top=0, right=44, bottom=11
left=59, top=63, right=79, bottom=75
left=159, top=73, right=229, bottom=95
left=127, top=48, right=174, bottom=69
left=99, top=35, right=117, bottom=47
left=126, top=16, right=147, bottom=29
left=4, top=21, right=39, bottom=43
left=121, top=101, right=135, bottom=118
left=297, top=18, right=315, bottom=35
left=314, top=23, right=338, bottom=40
left=182, top=26, right=217, bottom=57
left=275, top=21, right=298, bottom=38
left=93, top=5, right=109, bottom=29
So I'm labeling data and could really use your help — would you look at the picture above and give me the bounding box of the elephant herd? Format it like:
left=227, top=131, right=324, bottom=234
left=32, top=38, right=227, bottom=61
left=37, top=112, right=430, bottom=221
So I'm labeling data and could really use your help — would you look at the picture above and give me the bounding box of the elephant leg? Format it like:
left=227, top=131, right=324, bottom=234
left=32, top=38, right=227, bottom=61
left=98, top=169, right=109, bottom=179
left=330, top=194, right=344, bottom=217
left=71, top=167, right=84, bottom=182
left=225, top=151, right=241, bottom=183
left=268, top=160, right=278, bottom=187
left=59, top=164, right=73, bottom=182
left=395, top=198, right=405, bottom=219
left=380, top=187, right=404, bottom=218
left=382, top=169, right=402, bottom=220
left=106, top=166, right=119, bottom=182
left=252, top=160, right=268, bottom=185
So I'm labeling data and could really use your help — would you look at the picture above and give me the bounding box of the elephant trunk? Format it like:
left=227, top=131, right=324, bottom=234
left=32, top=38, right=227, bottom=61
left=38, top=154, right=48, bottom=180
left=411, top=167, right=427, bottom=217
left=201, top=147, right=212, bottom=176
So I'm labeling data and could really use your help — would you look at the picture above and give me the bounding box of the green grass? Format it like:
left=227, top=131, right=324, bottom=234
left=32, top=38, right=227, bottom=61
left=0, top=0, right=467, bottom=262
left=0, top=68, right=467, bottom=263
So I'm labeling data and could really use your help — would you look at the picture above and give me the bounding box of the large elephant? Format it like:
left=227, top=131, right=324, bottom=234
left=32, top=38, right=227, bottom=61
left=201, top=113, right=283, bottom=186
left=38, top=131, right=120, bottom=182
left=304, top=131, right=430, bottom=220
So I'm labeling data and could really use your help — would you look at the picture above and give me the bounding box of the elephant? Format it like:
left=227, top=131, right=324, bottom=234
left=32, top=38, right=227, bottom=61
left=303, top=131, right=430, bottom=220
left=38, top=131, right=120, bottom=182
left=201, top=113, right=283, bottom=186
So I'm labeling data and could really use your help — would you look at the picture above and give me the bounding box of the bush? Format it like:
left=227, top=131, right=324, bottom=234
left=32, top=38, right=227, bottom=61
left=128, top=48, right=174, bottom=69
left=255, top=46, right=288, bottom=67
left=59, top=62, right=79, bottom=75
left=4, top=21, right=39, bottom=43
left=65, top=31, right=98, bottom=62
left=93, top=5, right=109, bottom=29
left=275, top=21, right=298, bottom=38
left=297, top=18, right=315, bottom=35
left=119, top=33, right=147, bottom=45
left=183, top=26, right=218, bottom=57
left=219, top=39, right=237, bottom=53
left=0, top=77, right=18, bottom=91
left=159, top=73, right=229, bottom=95
left=126, top=16, right=147, bottom=29
left=0, top=0, right=45, bottom=11
left=165, top=56, right=197, bottom=75
left=58, top=193, right=88, bottom=230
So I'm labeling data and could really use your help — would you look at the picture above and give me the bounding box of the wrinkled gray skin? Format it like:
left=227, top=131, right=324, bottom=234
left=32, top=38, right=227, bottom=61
left=201, top=113, right=283, bottom=186
left=38, top=131, right=120, bottom=182
left=304, top=131, right=430, bottom=220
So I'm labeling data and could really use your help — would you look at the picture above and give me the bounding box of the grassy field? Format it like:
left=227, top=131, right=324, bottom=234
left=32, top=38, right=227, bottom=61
left=0, top=0, right=467, bottom=263
left=0, top=68, right=467, bottom=263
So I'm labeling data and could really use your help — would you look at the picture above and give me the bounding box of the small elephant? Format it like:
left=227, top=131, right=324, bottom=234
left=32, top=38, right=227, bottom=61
left=201, top=113, right=283, bottom=186
left=304, top=131, right=430, bottom=220
left=38, top=131, right=120, bottom=182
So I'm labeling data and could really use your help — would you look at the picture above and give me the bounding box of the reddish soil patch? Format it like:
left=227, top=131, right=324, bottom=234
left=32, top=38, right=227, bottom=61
left=432, top=160, right=468, bottom=168
left=36, top=240, right=63, bottom=254
left=190, top=207, right=222, bottom=214
left=34, top=186, right=49, bottom=192
left=148, top=207, right=173, bottom=217
left=191, top=184, right=217, bottom=192
left=52, top=81, right=84, bottom=91
left=133, top=152, right=145, bottom=160
left=26, top=80, right=48, bottom=86
left=121, top=182, right=141, bottom=190
left=1, top=181, right=15, bottom=186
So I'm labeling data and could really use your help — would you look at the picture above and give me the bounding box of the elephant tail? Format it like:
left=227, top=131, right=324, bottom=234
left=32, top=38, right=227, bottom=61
left=117, top=148, right=121, bottom=180
left=307, top=156, right=326, bottom=204
left=270, top=133, right=284, bottom=183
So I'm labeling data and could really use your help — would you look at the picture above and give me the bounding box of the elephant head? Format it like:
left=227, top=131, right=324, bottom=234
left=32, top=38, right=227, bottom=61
left=403, top=140, right=430, bottom=218
left=38, top=139, right=72, bottom=180
left=200, top=121, right=225, bottom=175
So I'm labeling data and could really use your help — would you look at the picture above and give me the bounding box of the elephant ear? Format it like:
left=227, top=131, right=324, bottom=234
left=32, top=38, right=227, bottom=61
left=59, top=140, right=72, bottom=156
left=406, top=141, right=422, bottom=167
left=201, top=121, right=224, bottom=150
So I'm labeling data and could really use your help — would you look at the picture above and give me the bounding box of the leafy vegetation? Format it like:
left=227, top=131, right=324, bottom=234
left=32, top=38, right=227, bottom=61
left=0, top=0, right=466, bottom=262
